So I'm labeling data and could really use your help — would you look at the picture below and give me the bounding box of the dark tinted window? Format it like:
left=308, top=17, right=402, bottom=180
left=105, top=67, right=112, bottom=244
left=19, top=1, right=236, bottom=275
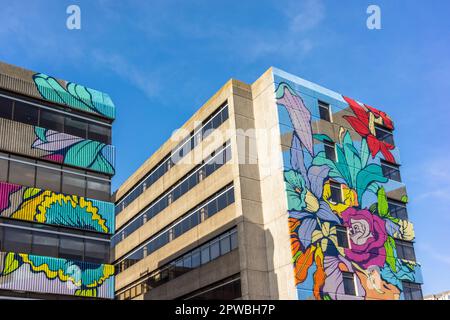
left=324, top=142, right=336, bottom=161
left=40, top=109, right=64, bottom=132
left=65, top=116, right=87, bottom=138
left=62, top=172, right=86, bottom=197
left=9, top=157, right=35, bottom=187
left=0, top=96, right=13, bottom=119
left=36, top=163, right=61, bottom=192
left=32, top=232, right=59, bottom=257
left=319, top=101, right=331, bottom=122
left=59, top=237, right=84, bottom=262
left=342, top=272, right=356, bottom=295
left=336, top=225, right=349, bottom=248
left=88, top=123, right=111, bottom=144
left=4, top=227, right=32, bottom=254
left=329, top=181, right=342, bottom=203
left=13, top=101, right=39, bottom=126
left=86, top=177, right=111, bottom=201
left=402, top=281, right=423, bottom=300
left=395, top=240, right=416, bottom=261
left=0, top=153, right=8, bottom=181
left=381, top=161, right=402, bottom=182
left=388, top=199, right=408, bottom=220
left=375, top=125, right=395, bottom=145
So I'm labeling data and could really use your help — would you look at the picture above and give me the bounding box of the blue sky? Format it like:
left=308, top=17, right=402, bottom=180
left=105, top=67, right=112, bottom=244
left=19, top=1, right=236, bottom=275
left=0, top=0, right=449, bottom=296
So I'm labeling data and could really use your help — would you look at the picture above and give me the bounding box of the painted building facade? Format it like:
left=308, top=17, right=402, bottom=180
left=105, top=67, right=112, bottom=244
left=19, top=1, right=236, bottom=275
left=112, top=67, right=422, bottom=300
left=0, top=62, right=115, bottom=299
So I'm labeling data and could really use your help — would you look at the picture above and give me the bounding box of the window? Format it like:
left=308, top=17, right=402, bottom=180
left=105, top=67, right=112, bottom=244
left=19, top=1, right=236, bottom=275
left=0, top=96, right=13, bottom=120
left=336, top=226, right=349, bottom=248
left=388, top=199, right=408, bottom=220
left=402, top=281, right=423, bottom=300
left=88, top=123, right=111, bottom=144
left=381, top=161, right=402, bottom=182
left=59, top=237, right=84, bottom=262
left=86, top=177, right=111, bottom=201
left=65, top=116, right=87, bottom=138
left=375, top=125, right=395, bottom=145
left=318, top=101, right=331, bottom=122
left=40, top=109, right=64, bottom=133
left=395, top=240, right=416, bottom=261
left=201, top=245, right=210, bottom=264
left=210, top=240, right=220, bottom=260
left=8, top=156, right=35, bottom=187
left=62, top=172, right=86, bottom=197
left=324, top=141, right=336, bottom=162
left=220, top=235, right=231, bottom=255
left=342, top=272, right=356, bottom=296
left=329, top=181, right=342, bottom=204
left=3, top=228, right=32, bottom=254
left=13, top=101, right=39, bottom=126
left=36, top=162, right=61, bottom=192
left=32, top=232, right=59, bottom=257
left=85, top=240, right=109, bottom=264
left=0, top=153, right=8, bottom=181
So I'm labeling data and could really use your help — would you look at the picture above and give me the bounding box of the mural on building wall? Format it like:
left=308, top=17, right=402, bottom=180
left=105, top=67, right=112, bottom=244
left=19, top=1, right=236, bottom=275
left=33, top=73, right=115, bottom=119
left=0, top=251, right=114, bottom=299
left=0, top=118, right=114, bottom=175
left=0, top=181, right=114, bottom=234
left=275, top=81, right=421, bottom=300
left=32, top=127, right=115, bottom=174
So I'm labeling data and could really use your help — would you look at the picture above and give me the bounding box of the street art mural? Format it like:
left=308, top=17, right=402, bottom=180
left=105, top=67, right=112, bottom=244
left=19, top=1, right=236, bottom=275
left=0, top=118, right=115, bottom=174
left=0, top=251, right=114, bottom=299
left=275, top=80, right=422, bottom=300
left=0, top=181, right=114, bottom=234
left=32, top=73, right=115, bottom=119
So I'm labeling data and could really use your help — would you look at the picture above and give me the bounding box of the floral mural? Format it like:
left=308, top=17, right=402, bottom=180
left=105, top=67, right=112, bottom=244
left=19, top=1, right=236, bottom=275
left=275, top=81, right=422, bottom=300
left=0, top=252, right=114, bottom=299
left=0, top=181, right=114, bottom=234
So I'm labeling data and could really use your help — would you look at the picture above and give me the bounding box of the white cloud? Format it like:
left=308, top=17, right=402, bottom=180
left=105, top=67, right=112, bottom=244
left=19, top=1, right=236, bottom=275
left=286, top=0, right=326, bottom=33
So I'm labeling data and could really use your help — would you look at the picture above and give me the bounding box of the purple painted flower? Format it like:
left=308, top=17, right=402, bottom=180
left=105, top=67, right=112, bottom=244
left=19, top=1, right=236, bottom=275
left=342, top=208, right=387, bottom=268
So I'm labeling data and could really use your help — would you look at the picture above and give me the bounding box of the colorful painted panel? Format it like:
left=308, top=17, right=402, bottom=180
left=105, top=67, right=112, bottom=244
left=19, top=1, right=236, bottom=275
left=274, top=74, right=422, bottom=300
left=0, top=62, right=115, bottom=119
left=0, top=117, right=115, bottom=175
left=0, top=251, right=114, bottom=299
left=0, top=181, right=115, bottom=234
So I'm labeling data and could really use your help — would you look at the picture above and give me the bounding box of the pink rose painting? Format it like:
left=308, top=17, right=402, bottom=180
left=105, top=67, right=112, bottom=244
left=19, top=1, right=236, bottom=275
left=342, top=208, right=388, bottom=269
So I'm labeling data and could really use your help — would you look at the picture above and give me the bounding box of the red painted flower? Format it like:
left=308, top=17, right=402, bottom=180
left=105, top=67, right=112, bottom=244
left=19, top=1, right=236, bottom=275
left=342, top=96, right=396, bottom=163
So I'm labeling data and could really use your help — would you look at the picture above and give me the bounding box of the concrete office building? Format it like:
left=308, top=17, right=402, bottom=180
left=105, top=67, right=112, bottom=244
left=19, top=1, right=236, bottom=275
left=0, top=62, right=116, bottom=299
left=113, top=67, right=423, bottom=300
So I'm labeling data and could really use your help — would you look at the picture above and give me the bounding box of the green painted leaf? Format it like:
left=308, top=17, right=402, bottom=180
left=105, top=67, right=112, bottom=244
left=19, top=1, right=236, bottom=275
left=33, top=74, right=71, bottom=106
left=34, top=127, right=48, bottom=143
left=356, top=164, right=388, bottom=204
left=23, top=188, right=40, bottom=200
left=385, top=236, right=397, bottom=273
left=360, top=138, right=369, bottom=167
left=313, top=134, right=334, bottom=143
left=64, top=140, right=105, bottom=170
left=2, top=253, right=20, bottom=276
left=377, top=187, right=389, bottom=217
left=401, top=195, right=409, bottom=203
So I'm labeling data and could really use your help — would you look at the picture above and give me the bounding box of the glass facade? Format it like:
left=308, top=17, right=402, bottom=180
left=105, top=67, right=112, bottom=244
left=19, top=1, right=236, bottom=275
left=0, top=64, right=115, bottom=299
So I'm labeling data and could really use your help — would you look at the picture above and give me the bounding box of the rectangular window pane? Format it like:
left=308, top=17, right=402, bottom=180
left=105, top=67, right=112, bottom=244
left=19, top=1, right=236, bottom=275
left=39, top=109, right=64, bottom=132
left=342, top=272, right=356, bottom=296
left=62, top=172, right=86, bottom=197
left=13, top=101, right=39, bottom=126
left=329, top=182, right=342, bottom=204
left=230, top=231, right=238, bottom=250
left=59, top=237, right=84, bottom=262
left=220, top=236, right=231, bottom=255
left=201, top=245, right=210, bottom=264
left=0, top=154, right=8, bottom=182
left=32, top=232, right=59, bottom=257
left=381, top=162, right=402, bottom=182
left=324, top=143, right=336, bottom=161
left=336, top=226, right=349, bottom=248
left=88, top=123, right=111, bottom=144
left=388, top=199, right=408, bottom=220
left=86, top=177, right=111, bottom=201
left=375, top=126, right=395, bottom=145
left=319, top=102, right=331, bottom=122
left=65, top=116, right=88, bottom=138
left=191, top=250, right=201, bottom=268
left=85, top=240, right=109, bottom=264
left=36, top=164, right=61, bottom=192
left=210, top=241, right=220, bottom=260
left=4, top=227, right=32, bottom=254
left=0, top=96, right=13, bottom=120
left=9, top=157, right=35, bottom=187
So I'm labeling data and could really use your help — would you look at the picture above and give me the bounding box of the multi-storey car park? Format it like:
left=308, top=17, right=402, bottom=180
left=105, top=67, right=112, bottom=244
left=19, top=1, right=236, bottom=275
left=0, top=62, right=115, bottom=299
